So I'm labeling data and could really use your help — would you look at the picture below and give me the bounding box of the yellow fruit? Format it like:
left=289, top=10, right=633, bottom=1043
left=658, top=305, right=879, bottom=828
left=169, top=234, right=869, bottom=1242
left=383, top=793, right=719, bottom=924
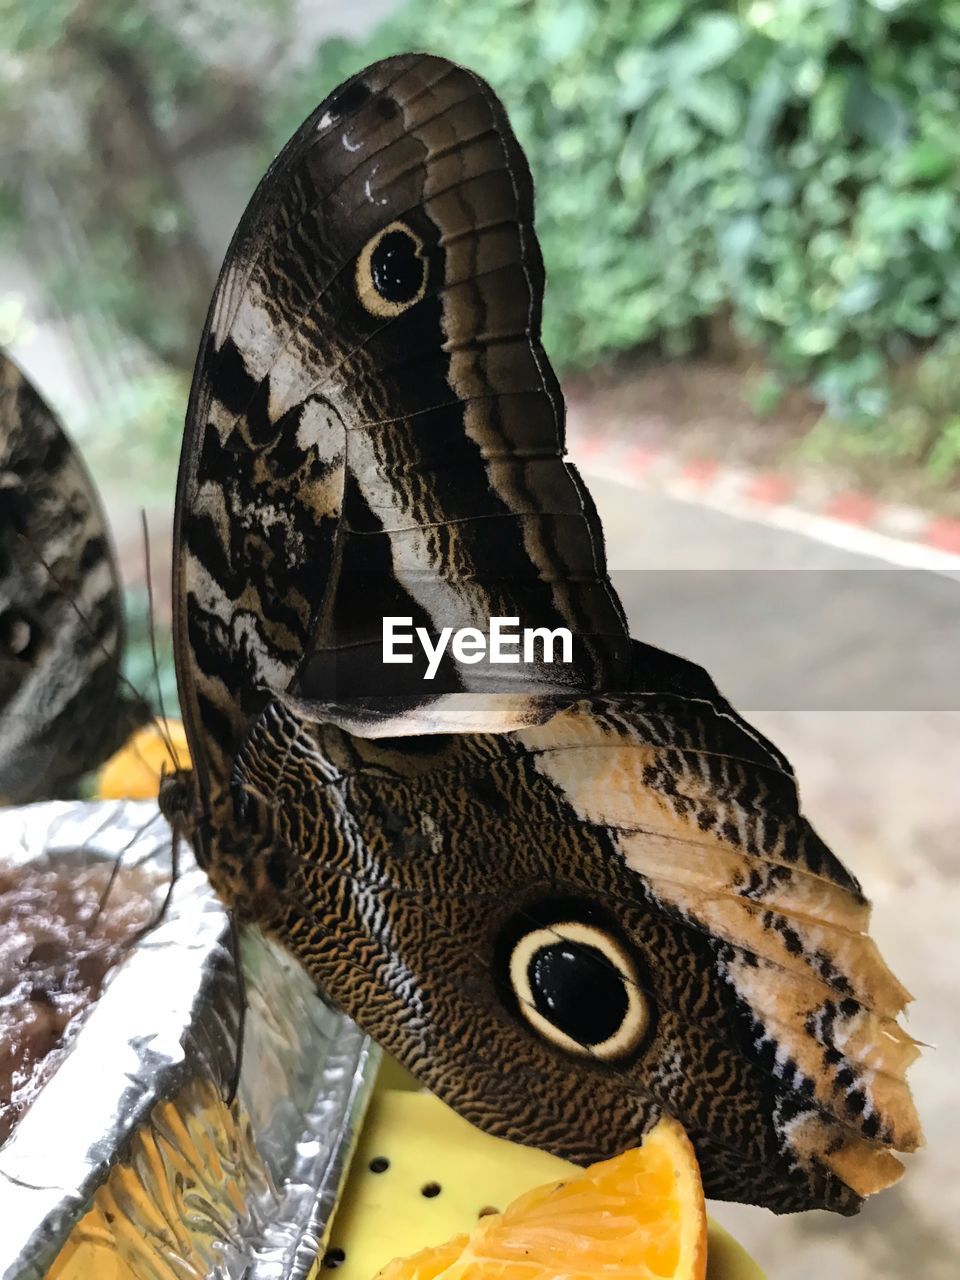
left=97, top=720, right=190, bottom=800
left=374, top=1116, right=707, bottom=1280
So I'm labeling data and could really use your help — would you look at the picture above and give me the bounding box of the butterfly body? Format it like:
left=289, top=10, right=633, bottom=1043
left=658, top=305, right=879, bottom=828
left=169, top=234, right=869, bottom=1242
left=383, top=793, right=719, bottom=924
left=169, top=54, right=921, bottom=1216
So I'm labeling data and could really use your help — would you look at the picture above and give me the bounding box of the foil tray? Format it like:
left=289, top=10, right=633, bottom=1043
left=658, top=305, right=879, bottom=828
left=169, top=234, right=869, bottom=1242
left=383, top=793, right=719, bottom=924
left=0, top=799, right=379, bottom=1280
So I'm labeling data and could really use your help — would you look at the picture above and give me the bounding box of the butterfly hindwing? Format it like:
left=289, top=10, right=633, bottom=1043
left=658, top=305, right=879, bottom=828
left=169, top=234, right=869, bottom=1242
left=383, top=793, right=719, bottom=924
left=224, top=687, right=919, bottom=1214
left=172, top=55, right=921, bottom=1215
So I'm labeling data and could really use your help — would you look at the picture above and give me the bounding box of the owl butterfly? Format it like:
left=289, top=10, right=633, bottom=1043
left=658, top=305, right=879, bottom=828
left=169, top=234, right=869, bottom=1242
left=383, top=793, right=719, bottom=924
left=0, top=354, right=148, bottom=802
left=167, top=54, right=921, bottom=1215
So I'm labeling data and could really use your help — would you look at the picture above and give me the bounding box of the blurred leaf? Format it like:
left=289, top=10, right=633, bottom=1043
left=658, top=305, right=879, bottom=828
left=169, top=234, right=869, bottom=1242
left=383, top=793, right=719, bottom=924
left=894, top=139, right=956, bottom=185
left=665, top=13, right=744, bottom=80
left=793, top=324, right=839, bottom=355
left=927, top=416, right=960, bottom=478
left=539, top=3, right=594, bottom=62
left=617, top=49, right=661, bottom=111
left=837, top=277, right=883, bottom=315
left=717, top=214, right=762, bottom=278
left=678, top=76, right=742, bottom=136
left=747, top=370, right=785, bottom=415
left=744, top=62, right=791, bottom=153
left=844, top=70, right=911, bottom=147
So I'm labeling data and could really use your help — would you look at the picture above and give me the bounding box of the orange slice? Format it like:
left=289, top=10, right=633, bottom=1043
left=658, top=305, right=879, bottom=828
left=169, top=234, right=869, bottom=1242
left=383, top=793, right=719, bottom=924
left=98, top=719, right=191, bottom=800
left=374, top=1116, right=707, bottom=1280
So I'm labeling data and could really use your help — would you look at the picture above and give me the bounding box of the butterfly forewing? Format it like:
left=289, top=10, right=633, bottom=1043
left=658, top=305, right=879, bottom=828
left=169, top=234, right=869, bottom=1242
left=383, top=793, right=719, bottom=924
left=172, top=55, right=921, bottom=1216
left=175, top=54, right=631, bottom=795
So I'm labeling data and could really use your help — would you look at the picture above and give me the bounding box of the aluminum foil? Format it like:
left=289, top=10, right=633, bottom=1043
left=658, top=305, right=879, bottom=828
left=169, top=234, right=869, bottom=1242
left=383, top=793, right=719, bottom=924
left=0, top=799, right=379, bottom=1280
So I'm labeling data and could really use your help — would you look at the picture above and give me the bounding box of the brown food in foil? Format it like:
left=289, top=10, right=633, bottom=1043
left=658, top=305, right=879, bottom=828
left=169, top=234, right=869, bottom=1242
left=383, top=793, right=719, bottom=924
left=0, top=858, right=154, bottom=1143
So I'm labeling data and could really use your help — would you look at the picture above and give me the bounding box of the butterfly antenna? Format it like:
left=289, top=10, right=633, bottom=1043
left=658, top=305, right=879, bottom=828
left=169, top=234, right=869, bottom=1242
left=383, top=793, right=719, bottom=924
left=139, top=509, right=178, bottom=763
left=76, top=804, right=135, bottom=926
left=92, top=806, right=164, bottom=926
left=96, top=802, right=183, bottom=943
left=133, top=816, right=181, bottom=944
left=225, top=910, right=247, bottom=1106
left=154, top=758, right=184, bottom=916
left=94, top=842, right=126, bottom=924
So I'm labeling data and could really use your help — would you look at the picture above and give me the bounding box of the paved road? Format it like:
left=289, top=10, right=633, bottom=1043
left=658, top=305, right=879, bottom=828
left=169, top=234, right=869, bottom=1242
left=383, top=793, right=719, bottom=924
left=587, top=473, right=960, bottom=1280
left=594, top=476, right=960, bottom=711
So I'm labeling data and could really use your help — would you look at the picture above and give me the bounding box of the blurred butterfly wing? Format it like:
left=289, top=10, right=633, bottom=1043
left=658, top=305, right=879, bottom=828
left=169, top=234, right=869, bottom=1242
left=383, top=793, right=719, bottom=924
left=0, top=354, right=138, bottom=802
left=173, top=53, right=631, bottom=804
left=233, top=687, right=921, bottom=1215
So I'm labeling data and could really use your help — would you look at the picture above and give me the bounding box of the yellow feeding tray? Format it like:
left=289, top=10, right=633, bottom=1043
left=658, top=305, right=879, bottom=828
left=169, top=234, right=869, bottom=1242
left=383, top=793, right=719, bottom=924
left=320, top=1064, right=765, bottom=1280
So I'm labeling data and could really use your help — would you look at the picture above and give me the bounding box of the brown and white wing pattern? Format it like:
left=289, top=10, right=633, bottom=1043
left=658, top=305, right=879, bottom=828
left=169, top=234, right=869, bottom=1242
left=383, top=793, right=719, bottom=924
left=0, top=354, right=142, bottom=801
left=174, top=53, right=631, bottom=806
left=170, top=54, right=921, bottom=1217
left=229, top=688, right=920, bottom=1216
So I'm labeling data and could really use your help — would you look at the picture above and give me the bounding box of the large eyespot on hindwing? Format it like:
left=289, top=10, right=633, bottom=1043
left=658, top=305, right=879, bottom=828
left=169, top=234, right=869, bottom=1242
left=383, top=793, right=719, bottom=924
left=355, top=221, right=428, bottom=318
left=495, top=901, right=653, bottom=1062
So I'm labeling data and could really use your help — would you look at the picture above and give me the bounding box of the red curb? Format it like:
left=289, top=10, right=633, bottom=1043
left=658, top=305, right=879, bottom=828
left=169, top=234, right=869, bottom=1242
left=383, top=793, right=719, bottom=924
left=923, top=517, right=960, bottom=555
left=680, top=458, right=720, bottom=488
left=824, top=491, right=879, bottom=526
left=626, top=445, right=661, bottom=475
left=571, top=433, right=960, bottom=562
left=744, top=473, right=794, bottom=505
left=575, top=437, right=601, bottom=459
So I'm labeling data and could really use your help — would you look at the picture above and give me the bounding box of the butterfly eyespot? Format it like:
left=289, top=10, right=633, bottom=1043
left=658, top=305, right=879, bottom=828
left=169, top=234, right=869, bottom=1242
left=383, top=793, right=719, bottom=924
left=0, top=608, right=38, bottom=662
left=356, top=221, right=428, bottom=318
left=507, top=921, right=651, bottom=1062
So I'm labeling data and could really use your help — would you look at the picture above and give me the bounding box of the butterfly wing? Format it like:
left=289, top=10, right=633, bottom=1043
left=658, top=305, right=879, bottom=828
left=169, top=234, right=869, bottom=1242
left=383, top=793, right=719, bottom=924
left=231, top=685, right=920, bottom=1215
left=0, top=354, right=143, bottom=801
left=173, top=53, right=631, bottom=808
left=172, top=55, right=921, bottom=1213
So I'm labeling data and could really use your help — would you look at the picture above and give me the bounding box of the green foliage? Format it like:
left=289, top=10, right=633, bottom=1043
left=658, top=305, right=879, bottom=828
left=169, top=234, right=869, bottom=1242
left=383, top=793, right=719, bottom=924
left=122, top=588, right=178, bottom=718
left=276, top=0, right=960, bottom=430
left=1, top=0, right=287, bottom=108
left=0, top=0, right=293, bottom=372
left=892, top=331, right=960, bottom=481
left=746, top=370, right=786, bottom=417
left=76, top=367, right=188, bottom=502
left=803, top=328, right=960, bottom=483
